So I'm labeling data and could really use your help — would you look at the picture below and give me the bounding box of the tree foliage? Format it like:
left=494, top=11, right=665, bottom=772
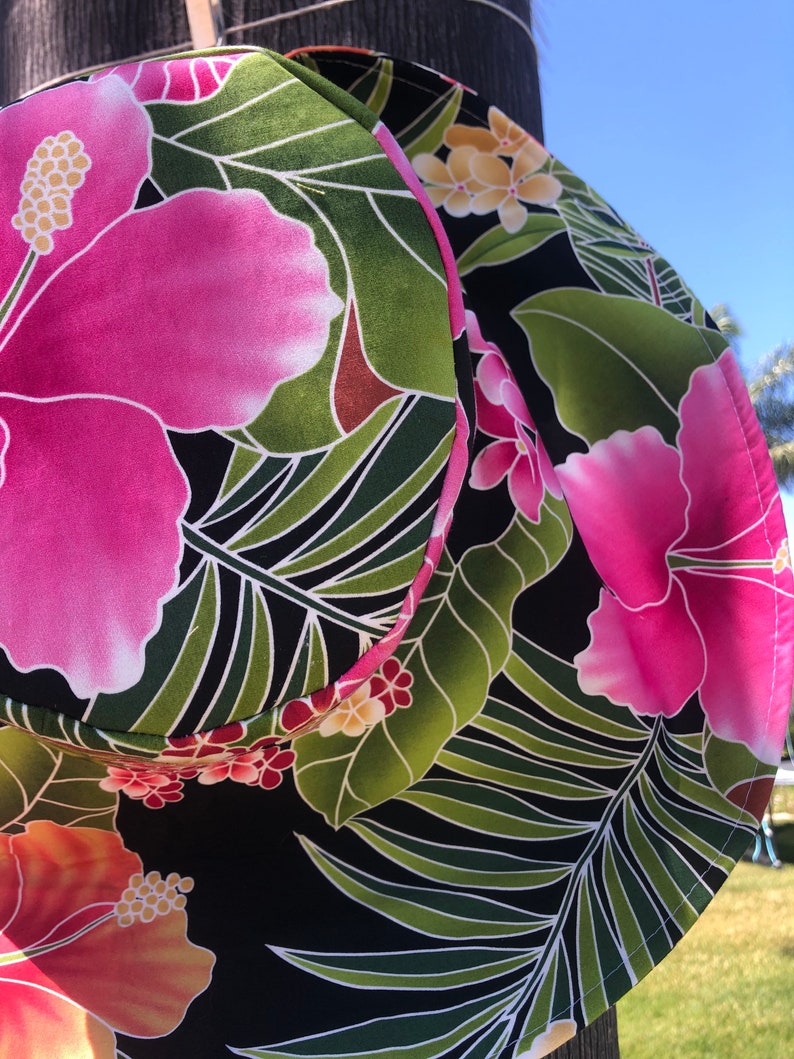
left=747, top=342, right=794, bottom=488
left=711, top=304, right=794, bottom=489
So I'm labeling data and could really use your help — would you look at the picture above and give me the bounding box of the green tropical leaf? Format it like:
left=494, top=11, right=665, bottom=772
left=654, top=743, right=759, bottom=828
left=600, top=841, right=654, bottom=984
left=599, top=837, right=673, bottom=968
left=348, top=818, right=570, bottom=890
left=299, top=835, right=552, bottom=940
left=230, top=401, right=403, bottom=550
left=271, top=944, right=537, bottom=990
left=281, top=52, right=382, bottom=135
left=130, top=561, right=220, bottom=732
left=550, top=158, right=655, bottom=299
left=294, top=679, right=756, bottom=1053
left=0, top=727, right=116, bottom=834
left=294, top=497, right=573, bottom=827
left=513, top=288, right=718, bottom=445
left=437, top=735, right=612, bottom=800
left=584, top=238, right=654, bottom=259
left=474, top=698, right=635, bottom=771
left=456, top=213, right=567, bottom=276
left=636, top=771, right=739, bottom=873
left=398, top=779, right=593, bottom=842
left=88, top=560, right=210, bottom=733
left=504, top=636, right=649, bottom=741
left=267, top=409, right=454, bottom=577
left=232, top=983, right=519, bottom=1059
left=397, top=84, right=463, bottom=158
left=357, top=56, right=394, bottom=115
left=514, top=950, right=568, bottom=1054
left=451, top=1021, right=513, bottom=1059
left=704, top=730, right=776, bottom=802
left=216, top=440, right=285, bottom=504
left=550, top=158, right=706, bottom=321
left=584, top=897, right=626, bottom=1016
left=664, top=729, right=707, bottom=771
left=84, top=390, right=454, bottom=738
left=311, top=192, right=452, bottom=399
left=652, top=254, right=701, bottom=320
left=621, top=797, right=701, bottom=936
left=575, top=880, right=610, bottom=1023
left=556, top=198, right=652, bottom=302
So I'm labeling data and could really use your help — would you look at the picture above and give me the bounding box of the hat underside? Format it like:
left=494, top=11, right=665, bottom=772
left=0, top=46, right=790, bottom=1059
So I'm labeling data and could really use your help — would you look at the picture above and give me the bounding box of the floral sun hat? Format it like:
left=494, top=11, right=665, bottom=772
left=0, top=45, right=791, bottom=1059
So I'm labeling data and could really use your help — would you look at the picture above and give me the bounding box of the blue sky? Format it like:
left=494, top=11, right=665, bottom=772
left=536, top=0, right=793, bottom=369
left=535, top=0, right=794, bottom=522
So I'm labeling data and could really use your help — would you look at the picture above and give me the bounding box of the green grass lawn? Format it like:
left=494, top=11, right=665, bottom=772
left=617, top=809, right=794, bottom=1058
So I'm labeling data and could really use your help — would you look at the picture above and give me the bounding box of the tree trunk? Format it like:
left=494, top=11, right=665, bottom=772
left=549, top=1008, right=620, bottom=1059
left=0, top=0, right=542, bottom=135
left=0, top=2, right=617, bottom=1055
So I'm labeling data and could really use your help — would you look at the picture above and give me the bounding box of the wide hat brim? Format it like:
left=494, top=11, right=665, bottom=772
left=0, top=46, right=791, bottom=1059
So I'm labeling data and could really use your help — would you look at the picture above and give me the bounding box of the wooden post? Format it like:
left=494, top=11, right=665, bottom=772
left=0, top=2, right=617, bottom=1055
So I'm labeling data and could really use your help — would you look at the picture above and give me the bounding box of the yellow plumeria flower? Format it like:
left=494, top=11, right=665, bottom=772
left=470, top=148, right=562, bottom=233
left=413, top=145, right=485, bottom=216
left=445, top=106, right=538, bottom=157
left=319, top=682, right=387, bottom=737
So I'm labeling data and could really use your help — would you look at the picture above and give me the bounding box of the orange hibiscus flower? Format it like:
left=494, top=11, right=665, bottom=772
left=0, top=821, right=214, bottom=1057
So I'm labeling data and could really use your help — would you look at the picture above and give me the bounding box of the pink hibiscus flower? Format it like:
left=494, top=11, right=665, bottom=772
left=0, top=75, right=341, bottom=699
left=467, top=311, right=562, bottom=522
left=556, top=351, right=794, bottom=764
left=0, top=821, right=213, bottom=1054
left=89, top=53, right=248, bottom=103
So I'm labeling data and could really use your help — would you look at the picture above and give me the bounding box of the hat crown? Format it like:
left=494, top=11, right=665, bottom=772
left=0, top=50, right=466, bottom=757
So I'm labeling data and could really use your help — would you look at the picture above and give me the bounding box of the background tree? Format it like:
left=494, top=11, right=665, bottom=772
left=0, top=0, right=543, bottom=130
left=0, top=2, right=618, bottom=1055
left=711, top=304, right=794, bottom=490
left=747, top=342, right=794, bottom=489
left=709, top=303, right=743, bottom=346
